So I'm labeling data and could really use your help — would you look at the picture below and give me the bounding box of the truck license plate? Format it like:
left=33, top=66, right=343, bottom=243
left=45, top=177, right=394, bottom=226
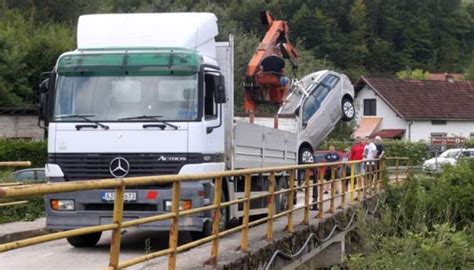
left=101, top=192, right=137, bottom=202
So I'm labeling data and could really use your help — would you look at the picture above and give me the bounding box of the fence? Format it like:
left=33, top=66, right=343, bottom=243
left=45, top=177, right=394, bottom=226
left=0, top=157, right=410, bottom=269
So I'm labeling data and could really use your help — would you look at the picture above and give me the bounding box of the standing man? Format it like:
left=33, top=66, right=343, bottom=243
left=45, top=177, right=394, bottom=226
left=374, top=136, right=385, bottom=159
left=363, top=137, right=378, bottom=191
left=350, top=136, right=365, bottom=176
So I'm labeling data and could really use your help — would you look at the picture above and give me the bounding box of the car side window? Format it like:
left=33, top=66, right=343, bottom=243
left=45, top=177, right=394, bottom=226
left=35, top=170, right=46, bottom=181
left=302, top=95, right=319, bottom=123
left=321, top=74, right=340, bottom=89
left=15, top=171, right=35, bottom=181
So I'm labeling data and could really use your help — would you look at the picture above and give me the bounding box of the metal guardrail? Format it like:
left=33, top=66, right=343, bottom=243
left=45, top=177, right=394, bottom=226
left=0, top=157, right=410, bottom=269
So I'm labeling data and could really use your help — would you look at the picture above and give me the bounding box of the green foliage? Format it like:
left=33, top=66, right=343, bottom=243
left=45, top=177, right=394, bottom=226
left=0, top=139, right=47, bottom=167
left=348, top=224, right=474, bottom=269
left=0, top=198, right=44, bottom=224
left=0, top=9, right=73, bottom=107
left=396, top=68, right=430, bottom=80
left=465, top=57, right=474, bottom=80
left=347, top=160, right=474, bottom=269
left=321, top=140, right=430, bottom=165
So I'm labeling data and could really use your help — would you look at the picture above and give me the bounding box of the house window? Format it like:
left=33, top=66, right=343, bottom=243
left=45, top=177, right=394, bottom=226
left=431, top=120, right=447, bottom=125
left=363, top=99, right=376, bottom=116
left=431, top=132, right=447, bottom=138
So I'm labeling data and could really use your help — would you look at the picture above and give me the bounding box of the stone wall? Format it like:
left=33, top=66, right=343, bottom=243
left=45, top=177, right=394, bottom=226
left=0, top=115, right=44, bottom=140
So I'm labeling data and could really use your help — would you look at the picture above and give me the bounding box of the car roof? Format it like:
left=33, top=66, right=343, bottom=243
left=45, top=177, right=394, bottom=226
left=12, top=168, right=45, bottom=174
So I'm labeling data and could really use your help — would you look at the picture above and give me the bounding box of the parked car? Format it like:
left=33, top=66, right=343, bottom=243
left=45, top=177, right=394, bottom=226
left=423, top=148, right=474, bottom=173
left=9, top=168, right=46, bottom=183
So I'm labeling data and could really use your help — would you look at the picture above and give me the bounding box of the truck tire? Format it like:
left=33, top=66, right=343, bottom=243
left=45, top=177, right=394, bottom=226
left=66, top=232, right=102, bottom=248
left=341, top=98, right=355, bottom=121
left=275, top=176, right=289, bottom=213
left=192, top=192, right=228, bottom=240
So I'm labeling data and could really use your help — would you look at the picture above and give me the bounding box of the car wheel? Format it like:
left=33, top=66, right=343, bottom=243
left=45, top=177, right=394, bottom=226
left=299, top=147, right=314, bottom=164
left=66, top=232, right=102, bottom=248
left=341, top=98, right=355, bottom=121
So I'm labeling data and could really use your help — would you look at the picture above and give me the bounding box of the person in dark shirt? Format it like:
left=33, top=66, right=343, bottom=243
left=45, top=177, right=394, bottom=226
left=375, top=136, right=385, bottom=159
left=260, top=52, right=289, bottom=87
left=324, top=145, right=340, bottom=193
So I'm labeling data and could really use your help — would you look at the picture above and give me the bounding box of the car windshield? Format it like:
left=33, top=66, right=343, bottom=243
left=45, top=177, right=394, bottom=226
left=440, top=149, right=461, bottom=158
left=53, top=75, right=198, bottom=121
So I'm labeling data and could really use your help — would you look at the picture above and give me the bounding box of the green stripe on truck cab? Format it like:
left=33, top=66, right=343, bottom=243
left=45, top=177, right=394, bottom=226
left=57, top=48, right=201, bottom=76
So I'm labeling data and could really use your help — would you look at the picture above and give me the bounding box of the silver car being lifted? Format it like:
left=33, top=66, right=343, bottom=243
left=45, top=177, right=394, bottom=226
left=279, top=70, right=355, bottom=164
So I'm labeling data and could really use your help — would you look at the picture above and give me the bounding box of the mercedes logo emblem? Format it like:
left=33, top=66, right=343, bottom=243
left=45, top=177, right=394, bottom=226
left=109, top=157, right=130, bottom=178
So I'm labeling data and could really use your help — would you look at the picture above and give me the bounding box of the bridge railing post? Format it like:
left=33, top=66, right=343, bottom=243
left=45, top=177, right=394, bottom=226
left=362, top=161, right=368, bottom=199
left=340, top=163, right=347, bottom=208
left=287, top=170, right=295, bottom=233
left=329, top=166, right=335, bottom=213
left=317, top=168, right=324, bottom=218
left=350, top=163, right=355, bottom=204
left=266, top=173, right=276, bottom=241
left=108, top=182, right=125, bottom=270
left=210, top=177, right=222, bottom=265
left=357, top=161, right=362, bottom=200
left=240, top=174, right=251, bottom=252
left=303, top=168, right=310, bottom=225
left=168, top=181, right=181, bottom=270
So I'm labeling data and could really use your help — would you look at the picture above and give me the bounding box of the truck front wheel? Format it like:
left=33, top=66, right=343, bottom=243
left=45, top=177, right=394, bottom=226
left=66, top=232, right=102, bottom=248
left=192, top=192, right=228, bottom=240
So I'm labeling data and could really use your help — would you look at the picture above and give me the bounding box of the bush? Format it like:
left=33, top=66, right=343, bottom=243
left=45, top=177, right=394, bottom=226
left=322, top=140, right=430, bottom=165
left=346, top=160, right=474, bottom=268
left=0, top=139, right=47, bottom=167
left=0, top=198, right=44, bottom=224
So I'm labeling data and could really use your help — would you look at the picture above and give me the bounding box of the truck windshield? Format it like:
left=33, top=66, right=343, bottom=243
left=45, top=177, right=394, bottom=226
left=53, top=75, right=198, bottom=121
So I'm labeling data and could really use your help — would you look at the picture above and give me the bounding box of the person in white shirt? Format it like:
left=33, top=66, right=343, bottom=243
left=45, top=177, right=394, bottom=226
left=363, top=137, right=378, bottom=191
left=363, top=137, right=378, bottom=160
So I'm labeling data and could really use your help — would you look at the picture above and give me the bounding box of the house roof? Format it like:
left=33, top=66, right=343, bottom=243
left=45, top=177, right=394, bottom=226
left=355, top=76, right=474, bottom=120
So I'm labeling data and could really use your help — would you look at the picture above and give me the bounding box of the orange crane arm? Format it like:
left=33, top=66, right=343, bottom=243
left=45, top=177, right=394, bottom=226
left=244, top=11, right=298, bottom=113
left=245, top=11, right=298, bottom=78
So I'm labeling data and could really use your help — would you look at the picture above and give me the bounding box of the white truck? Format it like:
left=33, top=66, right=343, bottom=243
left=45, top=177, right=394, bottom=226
left=39, top=13, right=299, bottom=247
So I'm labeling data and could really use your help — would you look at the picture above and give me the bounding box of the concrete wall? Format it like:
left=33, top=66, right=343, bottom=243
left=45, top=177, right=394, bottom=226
left=410, top=120, right=474, bottom=142
left=355, top=86, right=408, bottom=134
left=0, top=115, right=44, bottom=140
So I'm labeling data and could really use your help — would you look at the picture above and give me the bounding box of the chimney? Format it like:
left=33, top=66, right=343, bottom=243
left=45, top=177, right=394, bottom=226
left=445, top=73, right=454, bottom=83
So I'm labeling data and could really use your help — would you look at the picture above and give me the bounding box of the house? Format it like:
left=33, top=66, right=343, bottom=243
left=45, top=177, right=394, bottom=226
left=353, top=76, right=474, bottom=142
left=0, top=108, right=44, bottom=140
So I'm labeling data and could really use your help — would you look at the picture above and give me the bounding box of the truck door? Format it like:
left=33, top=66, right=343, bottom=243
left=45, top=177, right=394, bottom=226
left=203, top=72, right=225, bottom=154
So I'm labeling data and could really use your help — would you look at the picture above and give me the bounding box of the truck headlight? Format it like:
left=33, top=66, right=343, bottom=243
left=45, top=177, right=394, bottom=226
left=164, top=200, right=192, bottom=211
left=51, top=199, right=75, bottom=211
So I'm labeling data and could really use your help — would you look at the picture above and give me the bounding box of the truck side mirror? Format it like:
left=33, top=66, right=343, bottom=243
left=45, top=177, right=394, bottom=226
left=214, top=75, right=226, bottom=104
left=38, top=72, right=54, bottom=127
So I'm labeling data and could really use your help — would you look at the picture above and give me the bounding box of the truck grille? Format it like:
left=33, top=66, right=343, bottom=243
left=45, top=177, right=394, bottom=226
left=49, top=153, right=202, bottom=181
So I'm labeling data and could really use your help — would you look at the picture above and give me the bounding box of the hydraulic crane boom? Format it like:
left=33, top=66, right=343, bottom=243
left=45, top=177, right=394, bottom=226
left=244, top=11, right=298, bottom=113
